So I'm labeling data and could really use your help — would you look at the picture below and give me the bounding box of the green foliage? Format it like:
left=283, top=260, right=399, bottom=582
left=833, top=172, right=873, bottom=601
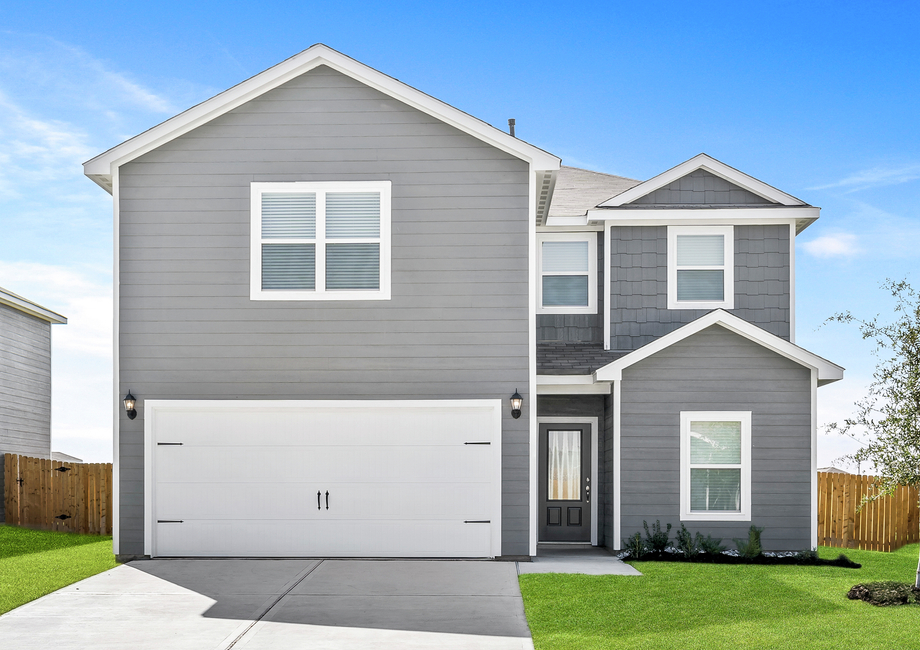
left=622, top=532, right=647, bottom=559
left=642, top=519, right=672, bottom=552
left=847, top=581, right=920, bottom=606
left=733, top=525, right=764, bottom=559
left=794, top=548, right=818, bottom=561
left=698, top=533, right=726, bottom=555
left=674, top=524, right=701, bottom=559
left=825, top=279, right=920, bottom=587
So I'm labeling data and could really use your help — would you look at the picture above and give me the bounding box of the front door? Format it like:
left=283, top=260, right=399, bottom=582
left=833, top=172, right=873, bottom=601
left=538, top=423, right=591, bottom=542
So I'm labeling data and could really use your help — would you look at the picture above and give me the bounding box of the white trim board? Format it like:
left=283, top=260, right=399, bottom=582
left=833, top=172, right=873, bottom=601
left=585, top=209, right=819, bottom=234
left=84, top=44, right=560, bottom=191
left=0, top=288, right=67, bottom=324
left=597, top=153, right=808, bottom=207
left=594, top=309, right=844, bottom=385
left=537, top=417, right=599, bottom=547
left=144, top=399, right=503, bottom=558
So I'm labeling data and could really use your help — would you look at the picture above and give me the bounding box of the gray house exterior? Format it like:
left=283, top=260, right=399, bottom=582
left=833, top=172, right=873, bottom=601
left=0, top=287, right=66, bottom=522
left=84, top=45, right=842, bottom=560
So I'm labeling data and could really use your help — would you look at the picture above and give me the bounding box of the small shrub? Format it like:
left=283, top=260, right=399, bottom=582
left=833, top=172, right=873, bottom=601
left=847, top=581, right=920, bottom=607
left=623, top=532, right=647, bottom=559
left=674, top=524, right=701, bottom=559
left=642, top=520, right=672, bottom=552
left=733, top=525, right=764, bottom=559
left=794, top=549, right=818, bottom=561
left=698, top=534, right=726, bottom=555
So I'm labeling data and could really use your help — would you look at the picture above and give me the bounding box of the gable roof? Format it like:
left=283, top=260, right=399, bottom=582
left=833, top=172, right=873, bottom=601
left=84, top=44, right=560, bottom=193
left=0, top=286, right=67, bottom=324
left=599, top=154, right=808, bottom=208
left=545, top=166, right=640, bottom=220
left=594, top=309, right=843, bottom=386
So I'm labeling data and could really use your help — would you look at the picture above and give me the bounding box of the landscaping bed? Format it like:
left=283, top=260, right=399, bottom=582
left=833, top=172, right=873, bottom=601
left=625, top=549, right=860, bottom=567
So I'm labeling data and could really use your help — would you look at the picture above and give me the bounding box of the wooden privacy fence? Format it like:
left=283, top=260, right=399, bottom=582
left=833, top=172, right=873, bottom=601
left=4, top=453, right=112, bottom=535
left=818, top=471, right=920, bottom=551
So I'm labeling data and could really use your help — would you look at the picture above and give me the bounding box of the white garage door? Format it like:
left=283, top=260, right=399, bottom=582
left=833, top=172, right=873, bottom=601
left=145, top=400, right=502, bottom=558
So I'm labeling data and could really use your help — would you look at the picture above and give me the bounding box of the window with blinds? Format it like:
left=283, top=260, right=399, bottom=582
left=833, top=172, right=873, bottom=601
left=537, top=234, right=597, bottom=314
left=680, top=411, right=751, bottom=521
left=250, top=181, right=391, bottom=300
left=667, top=226, right=734, bottom=310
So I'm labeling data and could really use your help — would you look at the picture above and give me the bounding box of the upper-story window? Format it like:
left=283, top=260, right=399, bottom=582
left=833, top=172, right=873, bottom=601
left=537, top=233, right=597, bottom=314
left=667, top=226, right=734, bottom=310
left=250, top=181, right=391, bottom=301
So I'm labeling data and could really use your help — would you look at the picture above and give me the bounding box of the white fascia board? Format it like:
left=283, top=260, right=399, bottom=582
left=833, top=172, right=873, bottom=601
left=0, top=289, right=67, bottom=324
left=586, top=207, right=819, bottom=223
left=84, top=44, right=559, bottom=192
left=594, top=309, right=845, bottom=384
left=544, top=214, right=590, bottom=227
left=598, top=154, right=807, bottom=207
left=537, top=224, right=603, bottom=232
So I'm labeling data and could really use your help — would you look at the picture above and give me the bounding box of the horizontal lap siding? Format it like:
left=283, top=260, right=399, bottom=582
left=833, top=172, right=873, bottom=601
left=118, top=66, right=531, bottom=556
left=619, top=325, right=812, bottom=550
left=0, top=306, right=52, bottom=521
left=610, top=226, right=790, bottom=350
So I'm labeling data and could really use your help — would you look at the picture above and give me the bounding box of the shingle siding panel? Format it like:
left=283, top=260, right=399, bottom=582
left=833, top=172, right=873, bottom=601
left=117, top=65, right=531, bottom=557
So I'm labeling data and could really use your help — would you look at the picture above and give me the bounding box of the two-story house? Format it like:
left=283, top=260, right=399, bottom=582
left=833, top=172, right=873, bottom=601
left=84, top=45, right=842, bottom=561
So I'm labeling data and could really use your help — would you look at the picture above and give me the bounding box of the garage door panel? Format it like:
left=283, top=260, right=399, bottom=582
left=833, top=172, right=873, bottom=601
left=149, top=401, right=501, bottom=558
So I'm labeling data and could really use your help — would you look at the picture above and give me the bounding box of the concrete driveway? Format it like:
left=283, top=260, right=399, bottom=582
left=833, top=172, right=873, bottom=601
left=0, top=559, right=533, bottom=649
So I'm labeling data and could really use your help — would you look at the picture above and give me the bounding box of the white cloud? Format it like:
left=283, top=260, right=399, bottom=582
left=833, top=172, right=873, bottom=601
left=810, top=163, right=920, bottom=193
left=801, top=233, right=861, bottom=259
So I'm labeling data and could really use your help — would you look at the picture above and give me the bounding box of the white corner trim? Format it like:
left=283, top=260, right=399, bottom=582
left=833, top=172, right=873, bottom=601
left=538, top=417, right=599, bottom=546
left=789, top=222, right=796, bottom=344
left=536, top=232, right=598, bottom=314
left=597, top=154, right=807, bottom=207
left=112, top=166, right=120, bottom=556
left=612, top=380, right=621, bottom=549
left=594, top=309, right=844, bottom=384
left=811, top=368, right=818, bottom=549
left=603, top=222, right=611, bottom=351
left=84, top=44, right=559, bottom=190
left=679, top=411, right=752, bottom=522
left=529, top=169, right=539, bottom=558
left=667, top=225, right=734, bottom=311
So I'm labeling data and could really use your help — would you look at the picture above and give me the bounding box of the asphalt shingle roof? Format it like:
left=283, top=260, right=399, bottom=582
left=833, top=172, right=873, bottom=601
left=537, top=342, right=629, bottom=375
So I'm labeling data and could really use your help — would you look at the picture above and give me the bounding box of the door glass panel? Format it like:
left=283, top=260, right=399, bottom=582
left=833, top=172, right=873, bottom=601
left=547, top=430, right=580, bottom=500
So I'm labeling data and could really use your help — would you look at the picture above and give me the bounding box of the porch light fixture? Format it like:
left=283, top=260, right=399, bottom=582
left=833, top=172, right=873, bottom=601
left=124, top=390, right=137, bottom=420
left=510, top=390, right=523, bottom=419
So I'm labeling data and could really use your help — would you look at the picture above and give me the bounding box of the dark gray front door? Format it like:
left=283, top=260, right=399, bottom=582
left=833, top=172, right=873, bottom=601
left=538, top=423, right=591, bottom=542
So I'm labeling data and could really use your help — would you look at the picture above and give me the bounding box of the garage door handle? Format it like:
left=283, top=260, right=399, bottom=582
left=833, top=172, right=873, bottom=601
left=317, top=491, right=321, bottom=510
left=325, top=491, right=330, bottom=510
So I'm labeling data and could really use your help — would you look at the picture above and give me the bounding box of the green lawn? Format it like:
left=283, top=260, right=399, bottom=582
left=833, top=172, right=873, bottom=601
left=0, top=524, right=117, bottom=615
left=520, top=544, right=920, bottom=650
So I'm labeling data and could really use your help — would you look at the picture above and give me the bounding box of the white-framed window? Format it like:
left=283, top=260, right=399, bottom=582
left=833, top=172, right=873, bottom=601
left=680, top=411, right=751, bottom=522
left=667, top=226, right=734, bottom=310
left=250, top=181, right=391, bottom=301
left=537, top=233, right=597, bottom=314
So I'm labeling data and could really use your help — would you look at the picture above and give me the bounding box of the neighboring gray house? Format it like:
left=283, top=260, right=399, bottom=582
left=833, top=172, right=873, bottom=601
left=83, top=44, right=842, bottom=560
left=0, top=287, right=66, bottom=522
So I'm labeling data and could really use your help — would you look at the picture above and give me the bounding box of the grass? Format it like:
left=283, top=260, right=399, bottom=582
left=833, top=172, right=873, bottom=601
left=520, top=544, right=920, bottom=650
left=0, top=524, right=117, bottom=615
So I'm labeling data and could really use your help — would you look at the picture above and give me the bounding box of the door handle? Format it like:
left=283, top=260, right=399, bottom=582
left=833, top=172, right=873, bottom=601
left=317, top=490, right=321, bottom=510
left=325, top=490, right=330, bottom=510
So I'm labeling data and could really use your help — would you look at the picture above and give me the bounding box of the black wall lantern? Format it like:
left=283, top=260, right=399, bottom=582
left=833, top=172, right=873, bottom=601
left=124, top=390, right=137, bottom=420
left=510, top=389, right=523, bottom=419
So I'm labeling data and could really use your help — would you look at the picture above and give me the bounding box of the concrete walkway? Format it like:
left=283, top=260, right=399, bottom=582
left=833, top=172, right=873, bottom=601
left=517, top=545, right=642, bottom=575
left=0, top=559, right=533, bottom=649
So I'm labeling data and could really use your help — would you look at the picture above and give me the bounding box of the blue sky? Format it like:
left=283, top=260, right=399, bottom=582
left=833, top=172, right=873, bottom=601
left=1, top=1, right=917, bottom=464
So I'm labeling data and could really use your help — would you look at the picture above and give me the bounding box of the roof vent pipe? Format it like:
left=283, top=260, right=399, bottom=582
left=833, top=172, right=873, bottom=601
left=508, top=118, right=515, bottom=137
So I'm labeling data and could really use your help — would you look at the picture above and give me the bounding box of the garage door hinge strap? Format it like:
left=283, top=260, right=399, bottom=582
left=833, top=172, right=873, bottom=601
left=464, top=520, right=491, bottom=524
left=157, top=442, right=183, bottom=446
left=157, top=520, right=184, bottom=523
left=464, top=442, right=490, bottom=445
